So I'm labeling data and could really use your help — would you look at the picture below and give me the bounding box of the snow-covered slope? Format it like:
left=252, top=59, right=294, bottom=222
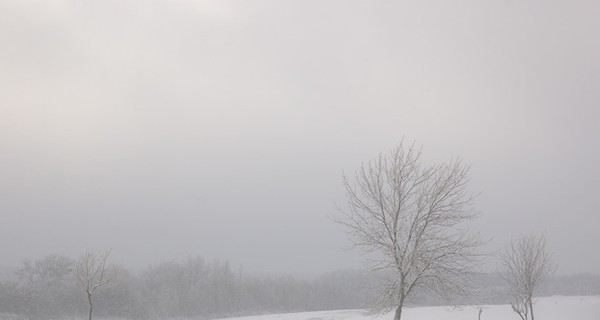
left=216, top=296, right=600, bottom=320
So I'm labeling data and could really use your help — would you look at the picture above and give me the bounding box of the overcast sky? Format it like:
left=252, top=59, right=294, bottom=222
left=1, top=0, right=599, bottom=276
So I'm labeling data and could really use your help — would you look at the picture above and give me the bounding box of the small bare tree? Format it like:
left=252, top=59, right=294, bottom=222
left=500, top=234, right=555, bottom=320
left=336, top=142, right=482, bottom=320
left=74, top=250, right=118, bottom=320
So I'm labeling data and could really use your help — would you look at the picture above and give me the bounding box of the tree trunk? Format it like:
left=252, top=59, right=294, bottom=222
left=87, top=292, right=93, bottom=320
left=394, top=292, right=407, bottom=320
left=529, top=298, right=534, bottom=320
left=394, top=305, right=402, bottom=320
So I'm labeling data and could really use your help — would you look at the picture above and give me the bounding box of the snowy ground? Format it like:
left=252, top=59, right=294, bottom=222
left=216, top=296, right=600, bottom=320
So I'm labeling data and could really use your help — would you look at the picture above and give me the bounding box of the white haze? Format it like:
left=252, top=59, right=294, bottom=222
left=0, top=0, right=599, bottom=275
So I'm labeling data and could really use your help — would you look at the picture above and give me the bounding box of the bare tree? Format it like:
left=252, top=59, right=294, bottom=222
left=336, top=142, right=482, bottom=320
left=74, top=250, right=118, bottom=320
left=500, top=234, right=555, bottom=320
left=16, top=254, right=73, bottom=284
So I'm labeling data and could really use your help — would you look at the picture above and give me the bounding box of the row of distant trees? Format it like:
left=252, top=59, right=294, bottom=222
left=0, top=251, right=598, bottom=320
left=0, top=253, right=374, bottom=320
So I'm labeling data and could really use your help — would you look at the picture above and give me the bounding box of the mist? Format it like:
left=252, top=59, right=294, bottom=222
left=1, top=0, right=599, bottom=281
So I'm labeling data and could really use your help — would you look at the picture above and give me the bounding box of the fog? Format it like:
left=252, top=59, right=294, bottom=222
left=1, top=0, right=599, bottom=276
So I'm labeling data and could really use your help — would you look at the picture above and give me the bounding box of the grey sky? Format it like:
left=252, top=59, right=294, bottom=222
left=1, top=0, right=599, bottom=275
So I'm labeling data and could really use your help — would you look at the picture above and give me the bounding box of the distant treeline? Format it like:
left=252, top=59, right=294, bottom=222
left=0, top=254, right=598, bottom=320
left=0, top=254, right=374, bottom=320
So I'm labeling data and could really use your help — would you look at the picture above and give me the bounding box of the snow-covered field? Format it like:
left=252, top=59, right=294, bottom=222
left=216, top=296, right=600, bottom=320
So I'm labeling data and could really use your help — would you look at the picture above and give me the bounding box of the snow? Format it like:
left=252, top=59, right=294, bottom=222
left=215, top=296, right=600, bottom=320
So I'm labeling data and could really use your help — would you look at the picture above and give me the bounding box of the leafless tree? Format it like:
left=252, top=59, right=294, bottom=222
left=16, top=254, right=73, bottom=283
left=335, top=142, right=482, bottom=320
left=500, top=234, right=555, bottom=320
left=74, top=250, right=118, bottom=320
